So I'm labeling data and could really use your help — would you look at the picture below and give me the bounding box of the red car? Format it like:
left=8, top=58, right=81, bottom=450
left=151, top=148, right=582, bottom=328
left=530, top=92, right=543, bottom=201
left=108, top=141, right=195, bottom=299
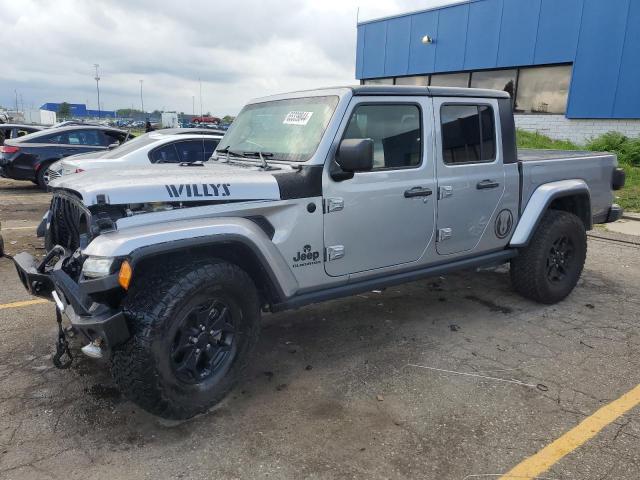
left=191, top=116, right=221, bottom=124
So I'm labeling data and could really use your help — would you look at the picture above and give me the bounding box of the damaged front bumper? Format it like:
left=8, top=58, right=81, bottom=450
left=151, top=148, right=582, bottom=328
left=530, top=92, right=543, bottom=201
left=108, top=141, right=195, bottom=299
left=11, top=249, right=130, bottom=353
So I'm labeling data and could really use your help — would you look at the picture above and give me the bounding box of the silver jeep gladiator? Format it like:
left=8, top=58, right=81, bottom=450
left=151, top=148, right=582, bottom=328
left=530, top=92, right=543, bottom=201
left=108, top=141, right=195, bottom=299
left=1, top=86, right=625, bottom=419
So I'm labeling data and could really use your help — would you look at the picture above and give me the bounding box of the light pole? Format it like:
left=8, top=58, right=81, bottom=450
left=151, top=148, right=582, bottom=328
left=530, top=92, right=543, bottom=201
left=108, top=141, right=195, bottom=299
left=139, top=80, right=144, bottom=115
left=93, top=64, right=101, bottom=119
left=14, top=89, right=18, bottom=114
left=192, top=95, right=195, bottom=116
left=199, top=77, right=203, bottom=118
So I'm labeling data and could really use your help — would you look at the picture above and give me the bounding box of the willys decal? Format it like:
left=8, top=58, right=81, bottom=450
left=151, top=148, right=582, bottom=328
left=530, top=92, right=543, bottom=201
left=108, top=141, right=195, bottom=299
left=165, top=183, right=231, bottom=199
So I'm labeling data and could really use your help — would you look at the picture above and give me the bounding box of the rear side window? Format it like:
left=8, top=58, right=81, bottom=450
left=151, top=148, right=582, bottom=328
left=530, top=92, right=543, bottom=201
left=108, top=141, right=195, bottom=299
left=203, top=139, right=220, bottom=160
left=342, top=104, right=422, bottom=169
left=66, top=130, right=105, bottom=146
left=441, top=104, right=496, bottom=164
left=174, top=140, right=205, bottom=163
left=150, top=144, right=180, bottom=163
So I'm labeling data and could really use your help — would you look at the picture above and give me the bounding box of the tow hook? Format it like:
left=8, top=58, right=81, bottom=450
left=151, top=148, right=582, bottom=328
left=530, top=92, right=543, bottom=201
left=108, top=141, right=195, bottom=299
left=51, top=293, right=73, bottom=369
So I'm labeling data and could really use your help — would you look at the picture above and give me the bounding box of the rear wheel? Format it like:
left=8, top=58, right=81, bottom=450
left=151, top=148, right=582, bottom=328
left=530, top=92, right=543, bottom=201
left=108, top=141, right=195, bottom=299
left=511, top=210, right=587, bottom=304
left=36, top=164, right=51, bottom=190
left=111, top=260, right=261, bottom=419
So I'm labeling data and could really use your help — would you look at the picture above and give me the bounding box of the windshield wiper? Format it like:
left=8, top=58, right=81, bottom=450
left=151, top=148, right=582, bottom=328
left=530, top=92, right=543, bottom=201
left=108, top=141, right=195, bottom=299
left=213, top=146, right=248, bottom=162
left=238, top=151, right=275, bottom=170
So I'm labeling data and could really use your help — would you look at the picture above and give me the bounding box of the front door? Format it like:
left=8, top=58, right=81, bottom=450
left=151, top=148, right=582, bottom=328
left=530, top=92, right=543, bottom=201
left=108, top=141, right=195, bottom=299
left=433, top=99, right=505, bottom=256
left=323, top=98, right=436, bottom=277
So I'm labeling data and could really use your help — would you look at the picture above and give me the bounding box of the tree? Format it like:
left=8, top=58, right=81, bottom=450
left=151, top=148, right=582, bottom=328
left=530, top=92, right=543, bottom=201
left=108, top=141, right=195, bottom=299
left=222, top=115, right=235, bottom=124
left=57, top=102, right=72, bottom=119
left=116, top=108, right=143, bottom=117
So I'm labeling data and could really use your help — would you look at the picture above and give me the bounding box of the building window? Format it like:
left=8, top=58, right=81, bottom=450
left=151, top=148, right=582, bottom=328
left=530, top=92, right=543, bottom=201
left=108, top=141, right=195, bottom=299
left=343, top=104, right=422, bottom=169
left=395, top=75, right=429, bottom=86
left=363, top=78, right=394, bottom=85
left=441, top=104, right=496, bottom=165
left=470, top=69, right=517, bottom=101
left=430, top=73, right=470, bottom=88
left=515, top=65, right=571, bottom=114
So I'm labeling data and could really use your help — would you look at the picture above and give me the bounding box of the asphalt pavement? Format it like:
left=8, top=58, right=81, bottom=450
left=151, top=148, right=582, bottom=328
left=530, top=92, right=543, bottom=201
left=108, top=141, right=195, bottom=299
left=1, top=178, right=639, bottom=480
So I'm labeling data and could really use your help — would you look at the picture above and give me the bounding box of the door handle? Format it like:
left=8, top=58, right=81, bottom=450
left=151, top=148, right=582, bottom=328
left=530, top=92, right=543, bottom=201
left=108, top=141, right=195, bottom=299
left=404, top=186, right=433, bottom=198
left=477, top=179, right=500, bottom=190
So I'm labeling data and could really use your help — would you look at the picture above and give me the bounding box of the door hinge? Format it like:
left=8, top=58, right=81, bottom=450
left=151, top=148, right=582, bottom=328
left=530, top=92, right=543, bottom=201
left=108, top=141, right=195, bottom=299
left=324, top=197, right=344, bottom=213
left=326, top=245, right=345, bottom=261
left=438, top=186, right=453, bottom=200
left=437, top=228, right=452, bottom=242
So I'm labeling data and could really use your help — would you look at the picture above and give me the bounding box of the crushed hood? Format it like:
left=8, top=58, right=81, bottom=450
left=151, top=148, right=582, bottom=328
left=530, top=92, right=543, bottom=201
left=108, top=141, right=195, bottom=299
left=48, top=162, right=283, bottom=206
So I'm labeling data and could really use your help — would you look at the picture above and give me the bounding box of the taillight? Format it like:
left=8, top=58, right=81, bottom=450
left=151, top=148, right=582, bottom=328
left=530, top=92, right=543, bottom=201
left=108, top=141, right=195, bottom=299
left=74, top=168, right=85, bottom=173
left=0, top=145, right=19, bottom=154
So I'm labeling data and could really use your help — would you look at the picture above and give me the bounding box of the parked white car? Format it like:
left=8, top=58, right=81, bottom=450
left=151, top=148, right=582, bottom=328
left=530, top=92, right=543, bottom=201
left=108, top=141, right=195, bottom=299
left=48, top=128, right=223, bottom=180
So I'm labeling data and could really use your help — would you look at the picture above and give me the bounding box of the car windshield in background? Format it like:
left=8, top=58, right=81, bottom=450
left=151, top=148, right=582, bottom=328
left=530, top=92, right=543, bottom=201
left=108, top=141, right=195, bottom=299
left=219, top=96, right=339, bottom=162
left=97, top=134, right=157, bottom=158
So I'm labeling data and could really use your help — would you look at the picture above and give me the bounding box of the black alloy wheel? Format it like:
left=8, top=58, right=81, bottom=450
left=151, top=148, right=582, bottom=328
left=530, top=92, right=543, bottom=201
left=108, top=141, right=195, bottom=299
left=170, top=299, right=237, bottom=384
left=546, top=235, right=575, bottom=283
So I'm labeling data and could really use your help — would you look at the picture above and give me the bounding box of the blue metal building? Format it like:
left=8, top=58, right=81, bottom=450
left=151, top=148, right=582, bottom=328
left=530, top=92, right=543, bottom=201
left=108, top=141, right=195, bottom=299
left=356, top=0, right=640, bottom=120
left=40, top=103, right=116, bottom=119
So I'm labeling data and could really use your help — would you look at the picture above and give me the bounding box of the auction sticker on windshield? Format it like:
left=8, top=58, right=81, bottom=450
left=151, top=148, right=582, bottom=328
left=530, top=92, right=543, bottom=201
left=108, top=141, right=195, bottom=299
left=283, top=111, right=314, bottom=125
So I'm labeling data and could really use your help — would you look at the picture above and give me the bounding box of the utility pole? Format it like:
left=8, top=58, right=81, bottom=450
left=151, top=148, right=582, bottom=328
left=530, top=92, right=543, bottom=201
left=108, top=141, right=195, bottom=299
left=192, top=95, right=195, bottom=116
left=199, top=78, right=203, bottom=118
left=14, top=89, right=18, bottom=114
left=139, top=79, right=144, bottom=115
left=93, top=64, right=101, bottom=119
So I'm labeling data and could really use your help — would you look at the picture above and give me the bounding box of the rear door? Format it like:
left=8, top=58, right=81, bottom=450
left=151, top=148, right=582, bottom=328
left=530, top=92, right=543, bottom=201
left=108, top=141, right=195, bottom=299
left=433, top=98, right=506, bottom=256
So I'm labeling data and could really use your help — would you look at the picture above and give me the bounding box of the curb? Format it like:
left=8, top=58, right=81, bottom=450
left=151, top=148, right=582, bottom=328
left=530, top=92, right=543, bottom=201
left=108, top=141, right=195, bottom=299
left=622, top=214, right=640, bottom=222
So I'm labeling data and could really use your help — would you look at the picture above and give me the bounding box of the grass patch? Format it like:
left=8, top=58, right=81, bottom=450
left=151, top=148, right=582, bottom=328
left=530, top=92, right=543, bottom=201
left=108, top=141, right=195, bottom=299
left=516, top=129, right=640, bottom=212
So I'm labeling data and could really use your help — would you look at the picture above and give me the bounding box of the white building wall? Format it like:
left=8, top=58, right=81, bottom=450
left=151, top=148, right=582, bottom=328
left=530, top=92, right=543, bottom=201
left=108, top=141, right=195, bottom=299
left=515, top=115, right=640, bottom=145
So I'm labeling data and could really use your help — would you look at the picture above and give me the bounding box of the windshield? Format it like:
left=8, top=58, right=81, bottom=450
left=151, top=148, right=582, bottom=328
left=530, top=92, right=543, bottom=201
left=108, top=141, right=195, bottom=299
left=218, top=96, right=339, bottom=162
left=95, top=133, right=156, bottom=158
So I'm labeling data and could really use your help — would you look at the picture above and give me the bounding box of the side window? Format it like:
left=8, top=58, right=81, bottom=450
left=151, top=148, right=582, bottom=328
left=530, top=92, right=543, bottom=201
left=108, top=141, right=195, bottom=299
left=38, top=133, right=67, bottom=144
left=150, top=143, right=180, bottom=163
left=103, top=131, right=125, bottom=146
left=342, top=104, right=422, bottom=169
left=203, top=139, right=219, bottom=160
left=441, top=104, right=496, bottom=165
left=66, top=130, right=104, bottom=146
left=175, top=140, right=205, bottom=163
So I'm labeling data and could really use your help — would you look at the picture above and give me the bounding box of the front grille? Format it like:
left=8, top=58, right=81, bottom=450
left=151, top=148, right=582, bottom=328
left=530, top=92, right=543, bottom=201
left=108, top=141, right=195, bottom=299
left=47, top=192, right=92, bottom=251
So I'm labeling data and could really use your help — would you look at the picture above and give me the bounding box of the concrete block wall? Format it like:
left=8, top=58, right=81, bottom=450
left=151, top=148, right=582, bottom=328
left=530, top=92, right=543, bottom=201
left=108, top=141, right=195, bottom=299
left=514, top=115, right=640, bottom=145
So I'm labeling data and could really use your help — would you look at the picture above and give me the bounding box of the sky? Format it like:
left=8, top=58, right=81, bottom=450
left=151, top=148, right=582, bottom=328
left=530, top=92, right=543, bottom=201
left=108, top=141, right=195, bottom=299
left=0, top=0, right=459, bottom=116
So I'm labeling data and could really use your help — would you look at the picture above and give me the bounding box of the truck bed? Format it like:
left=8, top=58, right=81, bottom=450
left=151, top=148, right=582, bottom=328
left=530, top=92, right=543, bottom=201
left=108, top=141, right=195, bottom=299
left=517, top=149, right=617, bottom=223
left=518, top=149, right=608, bottom=162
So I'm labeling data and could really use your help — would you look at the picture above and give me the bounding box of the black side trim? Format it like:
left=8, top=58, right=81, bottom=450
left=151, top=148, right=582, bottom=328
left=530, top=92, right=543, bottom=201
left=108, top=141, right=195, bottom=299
left=272, top=250, right=517, bottom=312
left=128, top=234, right=287, bottom=302
left=272, top=165, right=323, bottom=200
left=498, top=97, right=517, bottom=165
left=245, top=216, right=275, bottom=239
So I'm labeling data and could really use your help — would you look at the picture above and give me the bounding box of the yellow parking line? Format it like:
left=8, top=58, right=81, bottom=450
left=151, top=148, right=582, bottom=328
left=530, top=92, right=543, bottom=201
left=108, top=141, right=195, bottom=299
left=500, top=383, right=640, bottom=479
left=0, top=299, right=49, bottom=310
left=1, top=225, right=39, bottom=231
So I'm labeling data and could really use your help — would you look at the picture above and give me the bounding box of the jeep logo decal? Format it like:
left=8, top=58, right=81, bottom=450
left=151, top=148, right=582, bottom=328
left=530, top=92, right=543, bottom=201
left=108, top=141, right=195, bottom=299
left=292, top=244, right=321, bottom=268
left=165, top=184, right=231, bottom=198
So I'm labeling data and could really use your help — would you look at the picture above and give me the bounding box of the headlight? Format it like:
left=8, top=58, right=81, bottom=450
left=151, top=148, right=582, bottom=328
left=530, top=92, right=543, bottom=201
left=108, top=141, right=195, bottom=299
left=82, top=256, right=115, bottom=278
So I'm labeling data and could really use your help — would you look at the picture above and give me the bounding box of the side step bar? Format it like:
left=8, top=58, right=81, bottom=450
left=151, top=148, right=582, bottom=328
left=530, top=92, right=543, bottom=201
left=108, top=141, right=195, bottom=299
left=272, top=249, right=517, bottom=312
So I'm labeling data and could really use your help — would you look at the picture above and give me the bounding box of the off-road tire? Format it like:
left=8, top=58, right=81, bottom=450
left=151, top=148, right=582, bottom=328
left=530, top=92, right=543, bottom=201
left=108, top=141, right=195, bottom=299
left=511, top=210, right=587, bottom=304
left=111, top=260, right=260, bottom=419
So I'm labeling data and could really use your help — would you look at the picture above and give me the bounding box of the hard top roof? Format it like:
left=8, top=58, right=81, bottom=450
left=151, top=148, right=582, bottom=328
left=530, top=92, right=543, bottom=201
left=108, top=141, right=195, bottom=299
left=350, top=85, right=510, bottom=99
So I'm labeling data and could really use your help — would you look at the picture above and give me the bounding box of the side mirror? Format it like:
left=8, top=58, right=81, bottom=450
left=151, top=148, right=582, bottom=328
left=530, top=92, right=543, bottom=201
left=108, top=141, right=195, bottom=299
left=107, top=142, right=119, bottom=150
left=336, top=138, right=374, bottom=172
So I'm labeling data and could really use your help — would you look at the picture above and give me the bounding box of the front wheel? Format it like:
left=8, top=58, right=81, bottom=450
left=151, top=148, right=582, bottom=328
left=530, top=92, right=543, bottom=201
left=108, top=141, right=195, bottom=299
left=511, top=210, right=587, bottom=304
left=111, top=261, right=261, bottom=419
